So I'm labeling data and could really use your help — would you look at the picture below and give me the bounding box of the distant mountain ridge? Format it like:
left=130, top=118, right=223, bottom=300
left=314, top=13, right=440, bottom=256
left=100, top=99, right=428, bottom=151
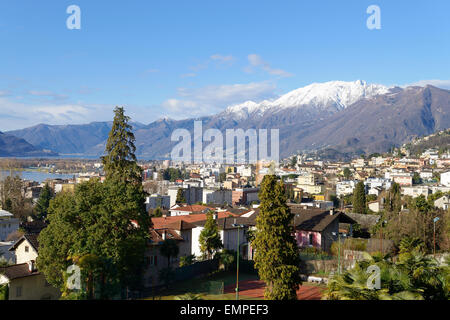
left=8, top=121, right=146, bottom=156
left=5, top=81, right=450, bottom=159
left=0, top=131, right=58, bottom=157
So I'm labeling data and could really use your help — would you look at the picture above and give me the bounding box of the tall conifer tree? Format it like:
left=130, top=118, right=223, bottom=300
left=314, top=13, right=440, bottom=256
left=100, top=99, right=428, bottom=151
left=253, top=175, right=301, bottom=300
left=353, top=181, right=366, bottom=214
left=199, top=212, right=223, bottom=260
left=102, top=106, right=142, bottom=183
left=35, top=183, right=53, bottom=221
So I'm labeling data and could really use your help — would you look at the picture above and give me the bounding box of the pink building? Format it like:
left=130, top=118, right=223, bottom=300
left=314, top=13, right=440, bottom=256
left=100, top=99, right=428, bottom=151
left=289, top=205, right=356, bottom=252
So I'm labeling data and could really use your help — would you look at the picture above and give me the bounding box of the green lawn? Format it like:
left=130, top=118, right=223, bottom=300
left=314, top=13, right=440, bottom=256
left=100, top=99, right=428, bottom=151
left=144, top=270, right=260, bottom=300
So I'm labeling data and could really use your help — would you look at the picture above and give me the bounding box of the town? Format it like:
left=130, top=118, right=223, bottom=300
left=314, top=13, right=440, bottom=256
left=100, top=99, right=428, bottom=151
left=1, top=123, right=449, bottom=300
left=1, top=0, right=450, bottom=307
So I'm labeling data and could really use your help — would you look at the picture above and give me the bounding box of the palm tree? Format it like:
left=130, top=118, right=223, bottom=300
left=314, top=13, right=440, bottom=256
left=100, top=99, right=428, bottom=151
left=324, top=247, right=449, bottom=300
left=175, top=293, right=204, bottom=300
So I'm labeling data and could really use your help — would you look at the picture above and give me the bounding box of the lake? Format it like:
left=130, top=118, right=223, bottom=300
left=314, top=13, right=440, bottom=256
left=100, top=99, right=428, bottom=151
left=0, top=170, right=77, bottom=183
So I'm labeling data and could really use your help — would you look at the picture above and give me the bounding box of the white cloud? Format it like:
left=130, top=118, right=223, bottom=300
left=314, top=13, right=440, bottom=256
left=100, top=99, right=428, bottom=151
left=28, top=90, right=68, bottom=100
left=0, top=97, right=114, bottom=131
left=404, top=80, right=450, bottom=90
left=161, top=82, right=277, bottom=119
left=210, top=54, right=234, bottom=63
left=180, top=73, right=197, bottom=78
left=188, top=54, right=235, bottom=73
left=245, top=54, right=293, bottom=78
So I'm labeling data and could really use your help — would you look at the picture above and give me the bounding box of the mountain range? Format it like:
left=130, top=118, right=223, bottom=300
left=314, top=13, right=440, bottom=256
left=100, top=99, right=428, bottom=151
left=0, top=131, right=57, bottom=157
left=3, top=80, right=450, bottom=160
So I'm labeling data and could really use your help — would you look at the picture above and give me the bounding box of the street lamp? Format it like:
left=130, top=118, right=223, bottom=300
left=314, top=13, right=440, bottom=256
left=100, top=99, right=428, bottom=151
left=332, top=232, right=341, bottom=274
left=433, top=217, right=440, bottom=257
left=232, top=220, right=246, bottom=301
left=380, top=220, right=387, bottom=255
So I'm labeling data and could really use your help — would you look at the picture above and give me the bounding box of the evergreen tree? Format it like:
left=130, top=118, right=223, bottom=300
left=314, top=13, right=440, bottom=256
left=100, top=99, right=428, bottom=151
left=37, top=178, right=150, bottom=298
left=290, top=156, right=297, bottom=168
left=386, top=182, right=402, bottom=214
left=152, top=207, right=163, bottom=217
left=35, top=183, right=53, bottom=221
left=252, top=175, right=301, bottom=300
left=343, top=167, right=352, bottom=180
left=353, top=181, right=366, bottom=214
left=38, top=107, right=150, bottom=299
left=198, top=212, right=223, bottom=259
left=176, top=188, right=186, bottom=204
left=4, top=198, right=12, bottom=212
left=159, top=238, right=179, bottom=268
left=101, top=106, right=142, bottom=184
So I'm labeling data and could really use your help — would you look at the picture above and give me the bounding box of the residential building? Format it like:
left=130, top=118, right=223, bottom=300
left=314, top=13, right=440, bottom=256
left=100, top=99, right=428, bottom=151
left=231, top=188, right=259, bottom=206
left=336, top=181, right=357, bottom=197
left=169, top=204, right=213, bottom=216
left=290, top=207, right=356, bottom=252
left=202, top=189, right=232, bottom=205
left=441, top=171, right=450, bottom=187
left=435, top=195, right=450, bottom=210
left=0, top=210, right=19, bottom=242
left=145, top=194, right=171, bottom=211
left=0, top=234, right=60, bottom=300
left=143, top=221, right=196, bottom=287
left=402, top=186, right=431, bottom=198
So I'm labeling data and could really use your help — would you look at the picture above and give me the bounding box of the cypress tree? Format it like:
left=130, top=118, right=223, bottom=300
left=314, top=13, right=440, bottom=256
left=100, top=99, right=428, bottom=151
left=198, top=212, right=223, bottom=260
left=35, top=183, right=53, bottom=221
left=353, top=181, right=366, bottom=214
left=253, top=175, right=301, bottom=300
left=176, top=188, right=186, bottom=204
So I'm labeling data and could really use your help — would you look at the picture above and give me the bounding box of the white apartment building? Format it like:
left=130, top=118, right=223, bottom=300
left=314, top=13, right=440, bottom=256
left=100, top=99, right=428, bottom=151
left=202, top=189, right=232, bottom=205
left=336, top=181, right=357, bottom=197
left=145, top=194, right=171, bottom=210
left=0, top=210, right=19, bottom=242
left=441, top=171, right=450, bottom=187
left=435, top=195, right=450, bottom=210
left=401, top=186, right=431, bottom=198
left=364, top=177, right=392, bottom=190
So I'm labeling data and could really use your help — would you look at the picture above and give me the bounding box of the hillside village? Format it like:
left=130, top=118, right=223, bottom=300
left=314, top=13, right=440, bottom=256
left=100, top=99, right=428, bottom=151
left=1, top=141, right=449, bottom=300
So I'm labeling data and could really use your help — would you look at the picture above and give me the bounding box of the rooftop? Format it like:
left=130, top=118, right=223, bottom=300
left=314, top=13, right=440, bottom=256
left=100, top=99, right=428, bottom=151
left=0, top=263, right=40, bottom=280
left=0, top=210, right=13, bottom=218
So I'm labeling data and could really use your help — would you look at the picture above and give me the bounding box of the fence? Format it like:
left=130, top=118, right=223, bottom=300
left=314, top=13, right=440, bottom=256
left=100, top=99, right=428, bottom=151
left=201, top=281, right=224, bottom=295
left=173, top=259, right=219, bottom=283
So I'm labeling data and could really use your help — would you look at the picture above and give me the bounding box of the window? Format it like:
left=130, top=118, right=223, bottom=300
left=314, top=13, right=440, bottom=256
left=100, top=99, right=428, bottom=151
left=145, top=256, right=158, bottom=267
left=25, top=246, right=29, bottom=253
left=16, top=286, right=22, bottom=297
left=309, top=234, right=314, bottom=245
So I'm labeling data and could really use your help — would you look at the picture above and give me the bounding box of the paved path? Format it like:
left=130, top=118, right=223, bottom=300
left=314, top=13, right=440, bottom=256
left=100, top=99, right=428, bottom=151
left=224, top=280, right=324, bottom=300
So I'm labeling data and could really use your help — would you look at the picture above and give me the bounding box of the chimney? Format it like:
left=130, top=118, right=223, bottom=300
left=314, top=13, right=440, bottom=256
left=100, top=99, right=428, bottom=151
left=329, top=209, right=334, bottom=216
left=162, top=230, right=166, bottom=241
left=27, top=260, right=36, bottom=273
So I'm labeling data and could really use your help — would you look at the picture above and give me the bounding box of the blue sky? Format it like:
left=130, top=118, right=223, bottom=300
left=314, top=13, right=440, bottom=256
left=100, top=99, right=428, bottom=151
left=0, top=0, right=449, bottom=130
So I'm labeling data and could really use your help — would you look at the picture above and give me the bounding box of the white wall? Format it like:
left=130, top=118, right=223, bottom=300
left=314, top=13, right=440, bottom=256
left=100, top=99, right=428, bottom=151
left=191, top=226, right=204, bottom=258
left=15, top=240, right=38, bottom=265
left=0, top=218, right=19, bottom=241
left=441, top=171, right=450, bottom=187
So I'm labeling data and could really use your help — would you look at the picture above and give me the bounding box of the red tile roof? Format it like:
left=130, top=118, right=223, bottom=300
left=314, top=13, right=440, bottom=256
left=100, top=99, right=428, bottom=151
left=169, top=204, right=213, bottom=213
left=149, top=229, right=184, bottom=243
left=152, top=211, right=238, bottom=229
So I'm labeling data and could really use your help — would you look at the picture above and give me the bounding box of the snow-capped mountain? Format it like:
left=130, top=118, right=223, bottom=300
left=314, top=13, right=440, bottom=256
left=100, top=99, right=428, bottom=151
left=222, top=80, right=391, bottom=119
left=7, top=81, right=450, bottom=160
